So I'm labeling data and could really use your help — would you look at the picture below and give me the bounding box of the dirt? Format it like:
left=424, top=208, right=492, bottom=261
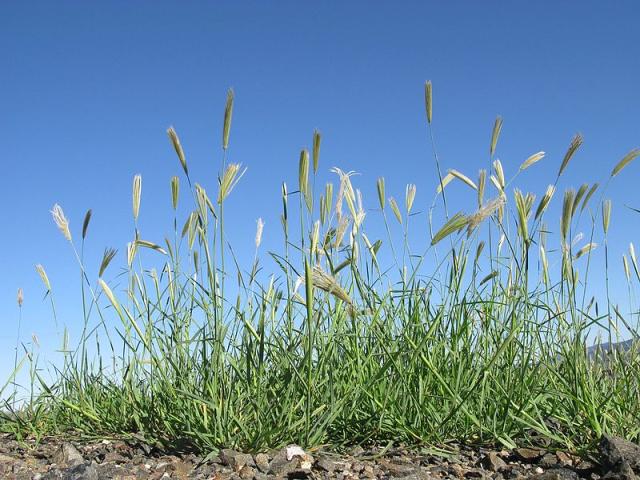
left=0, top=433, right=638, bottom=479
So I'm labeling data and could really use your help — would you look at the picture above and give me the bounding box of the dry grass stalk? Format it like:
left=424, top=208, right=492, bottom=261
left=623, top=254, right=631, bottom=282
left=311, top=265, right=353, bottom=307
left=51, top=204, right=72, bottom=242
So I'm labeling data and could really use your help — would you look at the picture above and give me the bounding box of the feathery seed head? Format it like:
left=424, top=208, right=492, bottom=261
left=132, top=174, right=142, bottom=222
left=17, top=288, right=23, bottom=307
left=425, top=80, right=433, bottom=124
left=51, top=204, right=72, bottom=242
left=377, top=177, right=385, bottom=210
left=223, top=88, right=234, bottom=151
left=602, top=199, right=612, bottom=235
left=255, top=217, right=264, bottom=249
left=167, top=126, right=189, bottom=178
left=35, top=264, right=51, bottom=291
left=312, top=130, right=321, bottom=174
left=558, top=133, right=583, bottom=177
left=490, top=116, right=503, bottom=157
left=405, top=184, right=417, bottom=213
left=171, top=176, right=179, bottom=210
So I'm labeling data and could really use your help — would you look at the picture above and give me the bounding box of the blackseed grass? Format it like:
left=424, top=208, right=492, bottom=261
left=2, top=85, right=640, bottom=455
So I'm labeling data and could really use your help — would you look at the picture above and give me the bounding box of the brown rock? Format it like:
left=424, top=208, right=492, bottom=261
left=514, top=448, right=545, bottom=462
left=220, top=449, right=254, bottom=472
left=254, top=453, right=270, bottom=473
left=52, top=442, right=84, bottom=467
left=481, top=452, right=507, bottom=472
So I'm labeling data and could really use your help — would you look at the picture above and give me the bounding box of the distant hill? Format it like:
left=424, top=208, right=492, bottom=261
left=586, top=339, right=636, bottom=358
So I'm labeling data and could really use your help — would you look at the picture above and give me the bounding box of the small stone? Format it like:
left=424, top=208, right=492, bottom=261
left=482, top=452, right=507, bottom=472
left=254, top=453, right=270, bottom=473
left=60, top=463, right=99, bottom=480
left=535, top=467, right=544, bottom=474
left=349, top=446, right=365, bottom=457
left=238, top=465, right=255, bottom=479
left=533, top=468, right=579, bottom=480
left=514, top=448, right=545, bottom=462
left=268, top=445, right=314, bottom=477
left=555, top=451, right=573, bottom=467
left=316, top=457, right=337, bottom=473
left=220, top=449, right=255, bottom=472
left=53, top=443, right=85, bottom=467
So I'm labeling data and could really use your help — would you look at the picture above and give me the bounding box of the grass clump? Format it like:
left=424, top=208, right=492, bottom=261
left=2, top=85, right=640, bottom=455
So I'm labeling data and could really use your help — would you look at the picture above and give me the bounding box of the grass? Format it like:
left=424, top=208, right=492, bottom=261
left=2, top=84, right=640, bottom=456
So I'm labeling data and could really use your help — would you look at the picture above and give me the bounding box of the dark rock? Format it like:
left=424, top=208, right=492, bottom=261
left=268, top=445, right=314, bottom=477
left=599, top=436, right=640, bottom=471
left=52, top=443, right=84, bottom=467
left=540, top=454, right=560, bottom=468
left=602, top=460, right=637, bottom=480
left=532, top=468, right=580, bottom=480
left=60, top=463, right=98, bottom=480
left=316, top=456, right=338, bottom=473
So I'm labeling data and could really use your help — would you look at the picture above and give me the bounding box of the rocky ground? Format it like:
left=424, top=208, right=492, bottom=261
left=1, top=433, right=639, bottom=480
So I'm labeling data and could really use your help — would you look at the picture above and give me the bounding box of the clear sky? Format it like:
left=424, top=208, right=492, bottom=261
left=2, top=1, right=640, bottom=388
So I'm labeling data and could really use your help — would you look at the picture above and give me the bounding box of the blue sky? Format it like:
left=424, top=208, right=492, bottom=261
left=2, top=1, right=640, bottom=388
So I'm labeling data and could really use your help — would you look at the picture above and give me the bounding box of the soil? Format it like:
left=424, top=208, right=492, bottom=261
left=1, top=433, right=638, bottom=480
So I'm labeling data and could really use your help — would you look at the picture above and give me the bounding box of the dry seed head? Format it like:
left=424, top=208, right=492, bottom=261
left=623, top=254, right=631, bottom=281
left=35, top=264, right=51, bottom=291
left=449, top=169, right=477, bottom=190
left=218, top=163, right=245, bottom=203
left=405, top=184, right=417, bottom=213
left=82, top=209, right=92, bottom=240
left=377, top=177, right=385, bottom=210
left=493, top=160, right=505, bottom=189
left=580, top=183, right=599, bottom=212
left=167, top=127, right=189, bottom=178
left=51, top=204, right=72, bottom=242
left=132, top=174, right=142, bottom=222
left=254, top=217, right=264, bottom=249
left=312, top=130, right=321, bottom=174
left=311, top=220, right=320, bottom=255
left=310, top=265, right=353, bottom=305
left=558, top=133, right=583, bottom=177
left=576, top=242, right=597, bottom=259
left=535, top=185, right=556, bottom=220
left=561, top=189, right=575, bottom=242
left=171, top=176, right=179, bottom=210
left=335, top=216, right=350, bottom=247
left=324, top=183, right=334, bottom=216
left=519, top=151, right=545, bottom=171
left=31, top=333, right=39, bottom=348
left=431, top=211, right=467, bottom=245
left=514, top=189, right=535, bottom=243
left=425, top=80, right=433, bottom=124
left=17, top=288, right=23, bottom=307
left=389, top=197, right=403, bottom=224
left=467, top=196, right=505, bottom=237
left=572, top=183, right=589, bottom=217
left=477, top=169, right=486, bottom=207
left=99, top=247, right=117, bottom=277
left=602, top=199, right=612, bottom=235
left=222, top=88, right=234, bottom=151
left=490, top=116, right=503, bottom=157
left=436, top=172, right=454, bottom=194
left=127, top=241, right=137, bottom=268
left=611, top=148, right=640, bottom=178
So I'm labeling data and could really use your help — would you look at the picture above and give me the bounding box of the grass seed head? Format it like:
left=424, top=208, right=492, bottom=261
left=558, top=133, right=583, bottom=177
left=519, top=151, right=545, bottom=171
left=167, top=127, right=189, bottom=178
left=99, top=247, right=118, bottom=277
left=171, top=176, right=179, bottom=210
left=35, top=264, right=51, bottom=291
left=255, top=217, right=264, bottom=249
left=490, top=116, right=503, bottom=157
left=312, top=129, right=321, bottom=174
left=82, top=209, right=92, bottom=240
left=51, top=204, right=72, bottom=242
left=377, top=177, right=385, bottom=210
left=425, top=80, right=433, bottom=124
left=17, top=288, right=23, bottom=307
left=223, top=88, right=234, bottom=151
left=405, top=184, right=417, bottom=213
left=611, top=148, right=640, bottom=178
left=389, top=197, right=403, bottom=224
left=132, top=174, right=142, bottom=222
left=602, top=199, right=612, bottom=235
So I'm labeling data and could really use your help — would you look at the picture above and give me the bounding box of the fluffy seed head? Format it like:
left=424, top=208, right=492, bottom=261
left=51, top=204, right=72, bottom=242
left=490, top=116, right=503, bottom=157
left=17, top=288, right=23, bottom=307
left=255, top=217, right=264, bottom=249
left=425, top=80, right=433, bottom=124
left=558, top=133, right=583, bottom=177
left=35, top=264, right=51, bottom=291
